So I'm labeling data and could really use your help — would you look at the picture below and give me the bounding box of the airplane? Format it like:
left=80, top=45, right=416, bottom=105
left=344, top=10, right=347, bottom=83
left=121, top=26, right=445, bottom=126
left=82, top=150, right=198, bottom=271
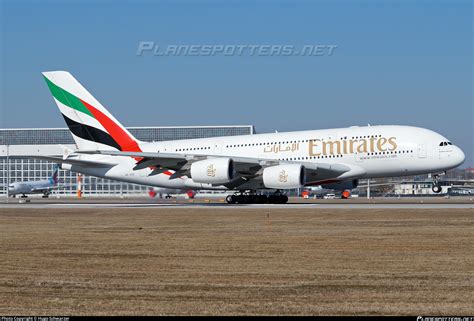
left=7, top=164, right=62, bottom=198
left=30, top=71, right=466, bottom=204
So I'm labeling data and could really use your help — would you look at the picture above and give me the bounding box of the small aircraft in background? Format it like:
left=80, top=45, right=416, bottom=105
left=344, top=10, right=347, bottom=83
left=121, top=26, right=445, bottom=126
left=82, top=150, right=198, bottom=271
left=6, top=164, right=69, bottom=198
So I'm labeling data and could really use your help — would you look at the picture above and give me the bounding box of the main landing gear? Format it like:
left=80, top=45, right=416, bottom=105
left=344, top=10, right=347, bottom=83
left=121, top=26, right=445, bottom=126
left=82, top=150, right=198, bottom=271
left=431, top=174, right=442, bottom=193
left=42, top=191, right=51, bottom=198
left=225, top=191, right=289, bottom=204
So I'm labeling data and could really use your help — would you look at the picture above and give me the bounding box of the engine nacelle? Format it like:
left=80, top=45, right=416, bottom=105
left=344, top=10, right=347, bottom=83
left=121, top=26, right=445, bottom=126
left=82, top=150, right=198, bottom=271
left=262, top=164, right=305, bottom=189
left=190, top=158, right=235, bottom=184
left=321, top=179, right=359, bottom=191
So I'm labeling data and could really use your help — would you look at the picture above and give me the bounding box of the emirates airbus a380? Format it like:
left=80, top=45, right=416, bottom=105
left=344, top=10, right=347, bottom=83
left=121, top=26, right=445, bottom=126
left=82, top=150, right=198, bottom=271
left=33, top=71, right=465, bottom=204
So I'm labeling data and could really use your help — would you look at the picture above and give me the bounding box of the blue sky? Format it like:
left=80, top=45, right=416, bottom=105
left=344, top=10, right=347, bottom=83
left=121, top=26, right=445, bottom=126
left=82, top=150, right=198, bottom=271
left=1, top=0, right=472, bottom=166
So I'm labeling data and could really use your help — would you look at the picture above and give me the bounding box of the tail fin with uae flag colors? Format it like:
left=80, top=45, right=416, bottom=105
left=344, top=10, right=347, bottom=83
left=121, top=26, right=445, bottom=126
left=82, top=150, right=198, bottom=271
left=42, top=71, right=142, bottom=152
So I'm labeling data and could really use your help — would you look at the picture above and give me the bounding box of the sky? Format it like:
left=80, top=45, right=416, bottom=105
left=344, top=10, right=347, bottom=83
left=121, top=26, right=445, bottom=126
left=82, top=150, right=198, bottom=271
left=0, top=0, right=472, bottom=166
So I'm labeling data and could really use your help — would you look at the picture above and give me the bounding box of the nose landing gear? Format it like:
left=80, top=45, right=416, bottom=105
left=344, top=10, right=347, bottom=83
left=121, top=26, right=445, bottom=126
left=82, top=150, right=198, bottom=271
left=431, top=174, right=442, bottom=193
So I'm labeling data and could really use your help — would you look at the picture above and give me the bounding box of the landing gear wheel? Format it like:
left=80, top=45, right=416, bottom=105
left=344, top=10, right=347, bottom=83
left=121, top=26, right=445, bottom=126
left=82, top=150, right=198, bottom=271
left=431, top=174, right=442, bottom=194
left=235, top=195, right=244, bottom=204
left=268, top=194, right=278, bottom=204
left=258, top=195, right=268, bottom=204
left=226, top=195, right=236, bottom=204
left=226, top=192, right=287, bottom=205
left=268, top=194, right=288, bottom=204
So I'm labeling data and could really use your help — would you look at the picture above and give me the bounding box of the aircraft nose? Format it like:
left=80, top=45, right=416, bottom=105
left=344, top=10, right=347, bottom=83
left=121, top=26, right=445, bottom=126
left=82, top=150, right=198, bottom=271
left=453, top=146, right=465, bottom=167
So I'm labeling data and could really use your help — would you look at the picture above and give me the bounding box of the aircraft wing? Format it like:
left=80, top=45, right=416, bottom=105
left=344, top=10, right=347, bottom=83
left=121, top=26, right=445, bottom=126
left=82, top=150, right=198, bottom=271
left=76, top=150, right=359, bottom=187
left=76, top=150, right=264, bottom=172
left=25, top=155, right=117, bottom=168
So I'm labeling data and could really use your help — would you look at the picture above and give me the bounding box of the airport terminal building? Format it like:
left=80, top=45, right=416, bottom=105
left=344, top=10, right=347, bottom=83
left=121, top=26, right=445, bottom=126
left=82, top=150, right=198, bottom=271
left=0, top=125, right=254, bottom=197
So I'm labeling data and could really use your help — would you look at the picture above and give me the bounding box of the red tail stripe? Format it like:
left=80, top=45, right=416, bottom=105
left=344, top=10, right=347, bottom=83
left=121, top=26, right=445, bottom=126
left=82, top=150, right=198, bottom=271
left=79, top=99, right=174, bottom=177
left=80, top=99, right=142, bottom=152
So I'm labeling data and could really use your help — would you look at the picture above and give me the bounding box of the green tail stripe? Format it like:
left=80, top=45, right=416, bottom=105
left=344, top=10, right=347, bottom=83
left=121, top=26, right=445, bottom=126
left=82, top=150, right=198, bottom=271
left=43, top=76, right=94, bottom=118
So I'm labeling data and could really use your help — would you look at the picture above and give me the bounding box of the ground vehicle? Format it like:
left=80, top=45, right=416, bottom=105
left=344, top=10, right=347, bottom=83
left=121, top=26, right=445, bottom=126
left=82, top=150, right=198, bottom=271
left=323, top=193, right=336, bottom=199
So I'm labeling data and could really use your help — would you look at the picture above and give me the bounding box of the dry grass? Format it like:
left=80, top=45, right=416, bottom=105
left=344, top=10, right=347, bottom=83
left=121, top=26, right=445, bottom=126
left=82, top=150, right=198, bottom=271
left=0, top=208, right=472, bottom=315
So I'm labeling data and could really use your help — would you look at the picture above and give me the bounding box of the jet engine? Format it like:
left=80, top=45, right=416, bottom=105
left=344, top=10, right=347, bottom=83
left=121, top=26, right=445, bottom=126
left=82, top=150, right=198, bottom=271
left=262, top=164, right=305, bottom=189
left=321, top=179, right=359, bottom=191
left=190, top=158, right=235, bottom=184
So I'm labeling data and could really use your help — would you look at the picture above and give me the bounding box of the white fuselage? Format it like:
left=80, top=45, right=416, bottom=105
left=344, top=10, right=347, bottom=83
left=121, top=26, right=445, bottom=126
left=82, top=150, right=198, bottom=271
left=62, top=125, right=465, bottom=191
left=8, top=179, right=54, bottom=196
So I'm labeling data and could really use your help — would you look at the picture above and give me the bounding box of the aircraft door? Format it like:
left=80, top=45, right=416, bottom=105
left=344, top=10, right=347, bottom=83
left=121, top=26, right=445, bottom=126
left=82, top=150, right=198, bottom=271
left=214, top=141, right=223, bottom=155
left=162, top=143, right=172, bottom=153
left=417, top=144, right=427, bottom=158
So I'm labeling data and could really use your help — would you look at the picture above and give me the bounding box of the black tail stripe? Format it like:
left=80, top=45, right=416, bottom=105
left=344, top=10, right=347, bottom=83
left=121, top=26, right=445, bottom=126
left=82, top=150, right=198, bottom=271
left=62, top=113, right=122, bottom=150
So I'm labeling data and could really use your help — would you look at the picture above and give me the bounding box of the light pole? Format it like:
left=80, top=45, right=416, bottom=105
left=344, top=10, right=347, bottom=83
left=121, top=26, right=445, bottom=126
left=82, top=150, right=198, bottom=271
left=0, top=136, right=9, bottom=200
left=2, top=133, right=15, bottom=202
left=3, top=143, right=10, bottom=201
left=367, top=179, right=370, bottom=200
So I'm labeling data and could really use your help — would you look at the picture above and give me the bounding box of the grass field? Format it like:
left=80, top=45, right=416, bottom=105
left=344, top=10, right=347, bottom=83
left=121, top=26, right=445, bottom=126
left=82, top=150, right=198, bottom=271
left=0, top=208, right=472, bottom=315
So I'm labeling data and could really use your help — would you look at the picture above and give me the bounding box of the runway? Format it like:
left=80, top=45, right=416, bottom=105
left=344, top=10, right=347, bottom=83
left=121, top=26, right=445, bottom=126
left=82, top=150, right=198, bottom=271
left=1, top=196, right=473, bottom=209
left=0, top=201, right=472, bottom=209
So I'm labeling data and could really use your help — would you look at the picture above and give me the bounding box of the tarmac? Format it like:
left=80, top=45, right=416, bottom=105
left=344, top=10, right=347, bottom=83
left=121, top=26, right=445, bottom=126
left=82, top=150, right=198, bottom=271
left=0, top=196, right=472, bottom=209
left=0, top=202, right=472, bottom=209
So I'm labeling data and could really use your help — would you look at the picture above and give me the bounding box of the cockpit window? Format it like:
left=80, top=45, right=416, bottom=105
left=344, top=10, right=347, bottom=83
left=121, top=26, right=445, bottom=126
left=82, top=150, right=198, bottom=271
left=447, top=142, right=452, bottom=145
